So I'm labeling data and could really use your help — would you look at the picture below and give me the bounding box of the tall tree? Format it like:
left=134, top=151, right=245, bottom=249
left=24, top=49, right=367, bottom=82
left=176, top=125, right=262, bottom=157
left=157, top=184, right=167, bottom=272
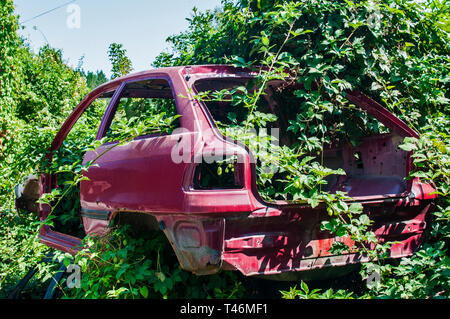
left=108, top=43, right=133, bottom=79
left=85, top=70, right=108, bottom=90
left=0, top=0, right=20, bottom=113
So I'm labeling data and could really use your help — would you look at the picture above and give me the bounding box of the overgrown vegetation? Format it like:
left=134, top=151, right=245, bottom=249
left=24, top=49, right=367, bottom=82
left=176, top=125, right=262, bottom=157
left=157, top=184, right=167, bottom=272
left=0, top=0, right=448, bottom=299
left=155, top=0, right=449, bottom=299
left=51, top=225, right=244, bottom=299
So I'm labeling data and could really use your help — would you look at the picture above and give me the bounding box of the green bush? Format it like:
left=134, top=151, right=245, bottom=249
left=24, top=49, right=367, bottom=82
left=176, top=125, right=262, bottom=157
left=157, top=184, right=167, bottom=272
left=55, top=224, right=244, bottom=299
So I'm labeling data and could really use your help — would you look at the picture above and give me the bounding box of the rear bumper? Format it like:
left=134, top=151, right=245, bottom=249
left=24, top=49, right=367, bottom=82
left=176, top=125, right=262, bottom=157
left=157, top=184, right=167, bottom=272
left=158, top=199, right=432, bottom=277
left=223, top=209, right=429, bottom=276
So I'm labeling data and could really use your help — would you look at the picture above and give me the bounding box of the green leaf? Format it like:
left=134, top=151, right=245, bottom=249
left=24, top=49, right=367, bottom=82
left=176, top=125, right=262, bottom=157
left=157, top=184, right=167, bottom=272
left=139, top=286, right=149, bottom=298
left=300, top=281, right=309, bottom=294
left=398, top=143, right=417, bottom=152
left=155, top=272, right=166, bottom=282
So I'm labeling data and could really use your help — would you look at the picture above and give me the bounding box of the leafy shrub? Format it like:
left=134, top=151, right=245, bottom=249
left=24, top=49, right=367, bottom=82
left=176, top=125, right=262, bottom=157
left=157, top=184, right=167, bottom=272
left=55, top=224, right=244, bottom=299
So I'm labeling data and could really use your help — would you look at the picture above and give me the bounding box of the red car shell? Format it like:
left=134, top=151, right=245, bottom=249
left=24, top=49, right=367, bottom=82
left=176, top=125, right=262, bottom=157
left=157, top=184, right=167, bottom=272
left=38, top=65, right=437, bottom=277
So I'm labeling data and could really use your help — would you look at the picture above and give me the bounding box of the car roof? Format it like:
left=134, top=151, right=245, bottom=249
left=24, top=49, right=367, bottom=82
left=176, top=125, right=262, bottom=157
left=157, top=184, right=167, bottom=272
left=94, top=64, right=255, bottom=90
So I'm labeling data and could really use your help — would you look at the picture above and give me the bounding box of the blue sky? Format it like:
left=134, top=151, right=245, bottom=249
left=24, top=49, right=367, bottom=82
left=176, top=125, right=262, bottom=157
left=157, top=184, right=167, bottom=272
left=14, top=0, right=222, bottom=78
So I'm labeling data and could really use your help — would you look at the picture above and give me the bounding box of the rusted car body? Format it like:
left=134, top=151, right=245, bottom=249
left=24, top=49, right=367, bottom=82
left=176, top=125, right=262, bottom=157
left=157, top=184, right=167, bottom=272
left=37, top=65, right=436, bottom=278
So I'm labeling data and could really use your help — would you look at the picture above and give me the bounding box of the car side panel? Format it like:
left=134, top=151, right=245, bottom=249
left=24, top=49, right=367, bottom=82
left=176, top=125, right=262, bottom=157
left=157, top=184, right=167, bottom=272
left=81, top=132, right=194, bottom=213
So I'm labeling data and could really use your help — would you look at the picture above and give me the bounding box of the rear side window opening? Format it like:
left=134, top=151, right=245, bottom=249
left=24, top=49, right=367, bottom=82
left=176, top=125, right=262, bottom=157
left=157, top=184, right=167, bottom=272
left=192, top=154, right=245, bottom=190
left=193, top=77, right=408, bottom=201
left=104, top=78, right=181, bottom=142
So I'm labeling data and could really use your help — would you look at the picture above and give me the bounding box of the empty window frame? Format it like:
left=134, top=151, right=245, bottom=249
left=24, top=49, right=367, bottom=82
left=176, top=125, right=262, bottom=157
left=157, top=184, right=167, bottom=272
left=104, top=78, right=180, bottom=141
